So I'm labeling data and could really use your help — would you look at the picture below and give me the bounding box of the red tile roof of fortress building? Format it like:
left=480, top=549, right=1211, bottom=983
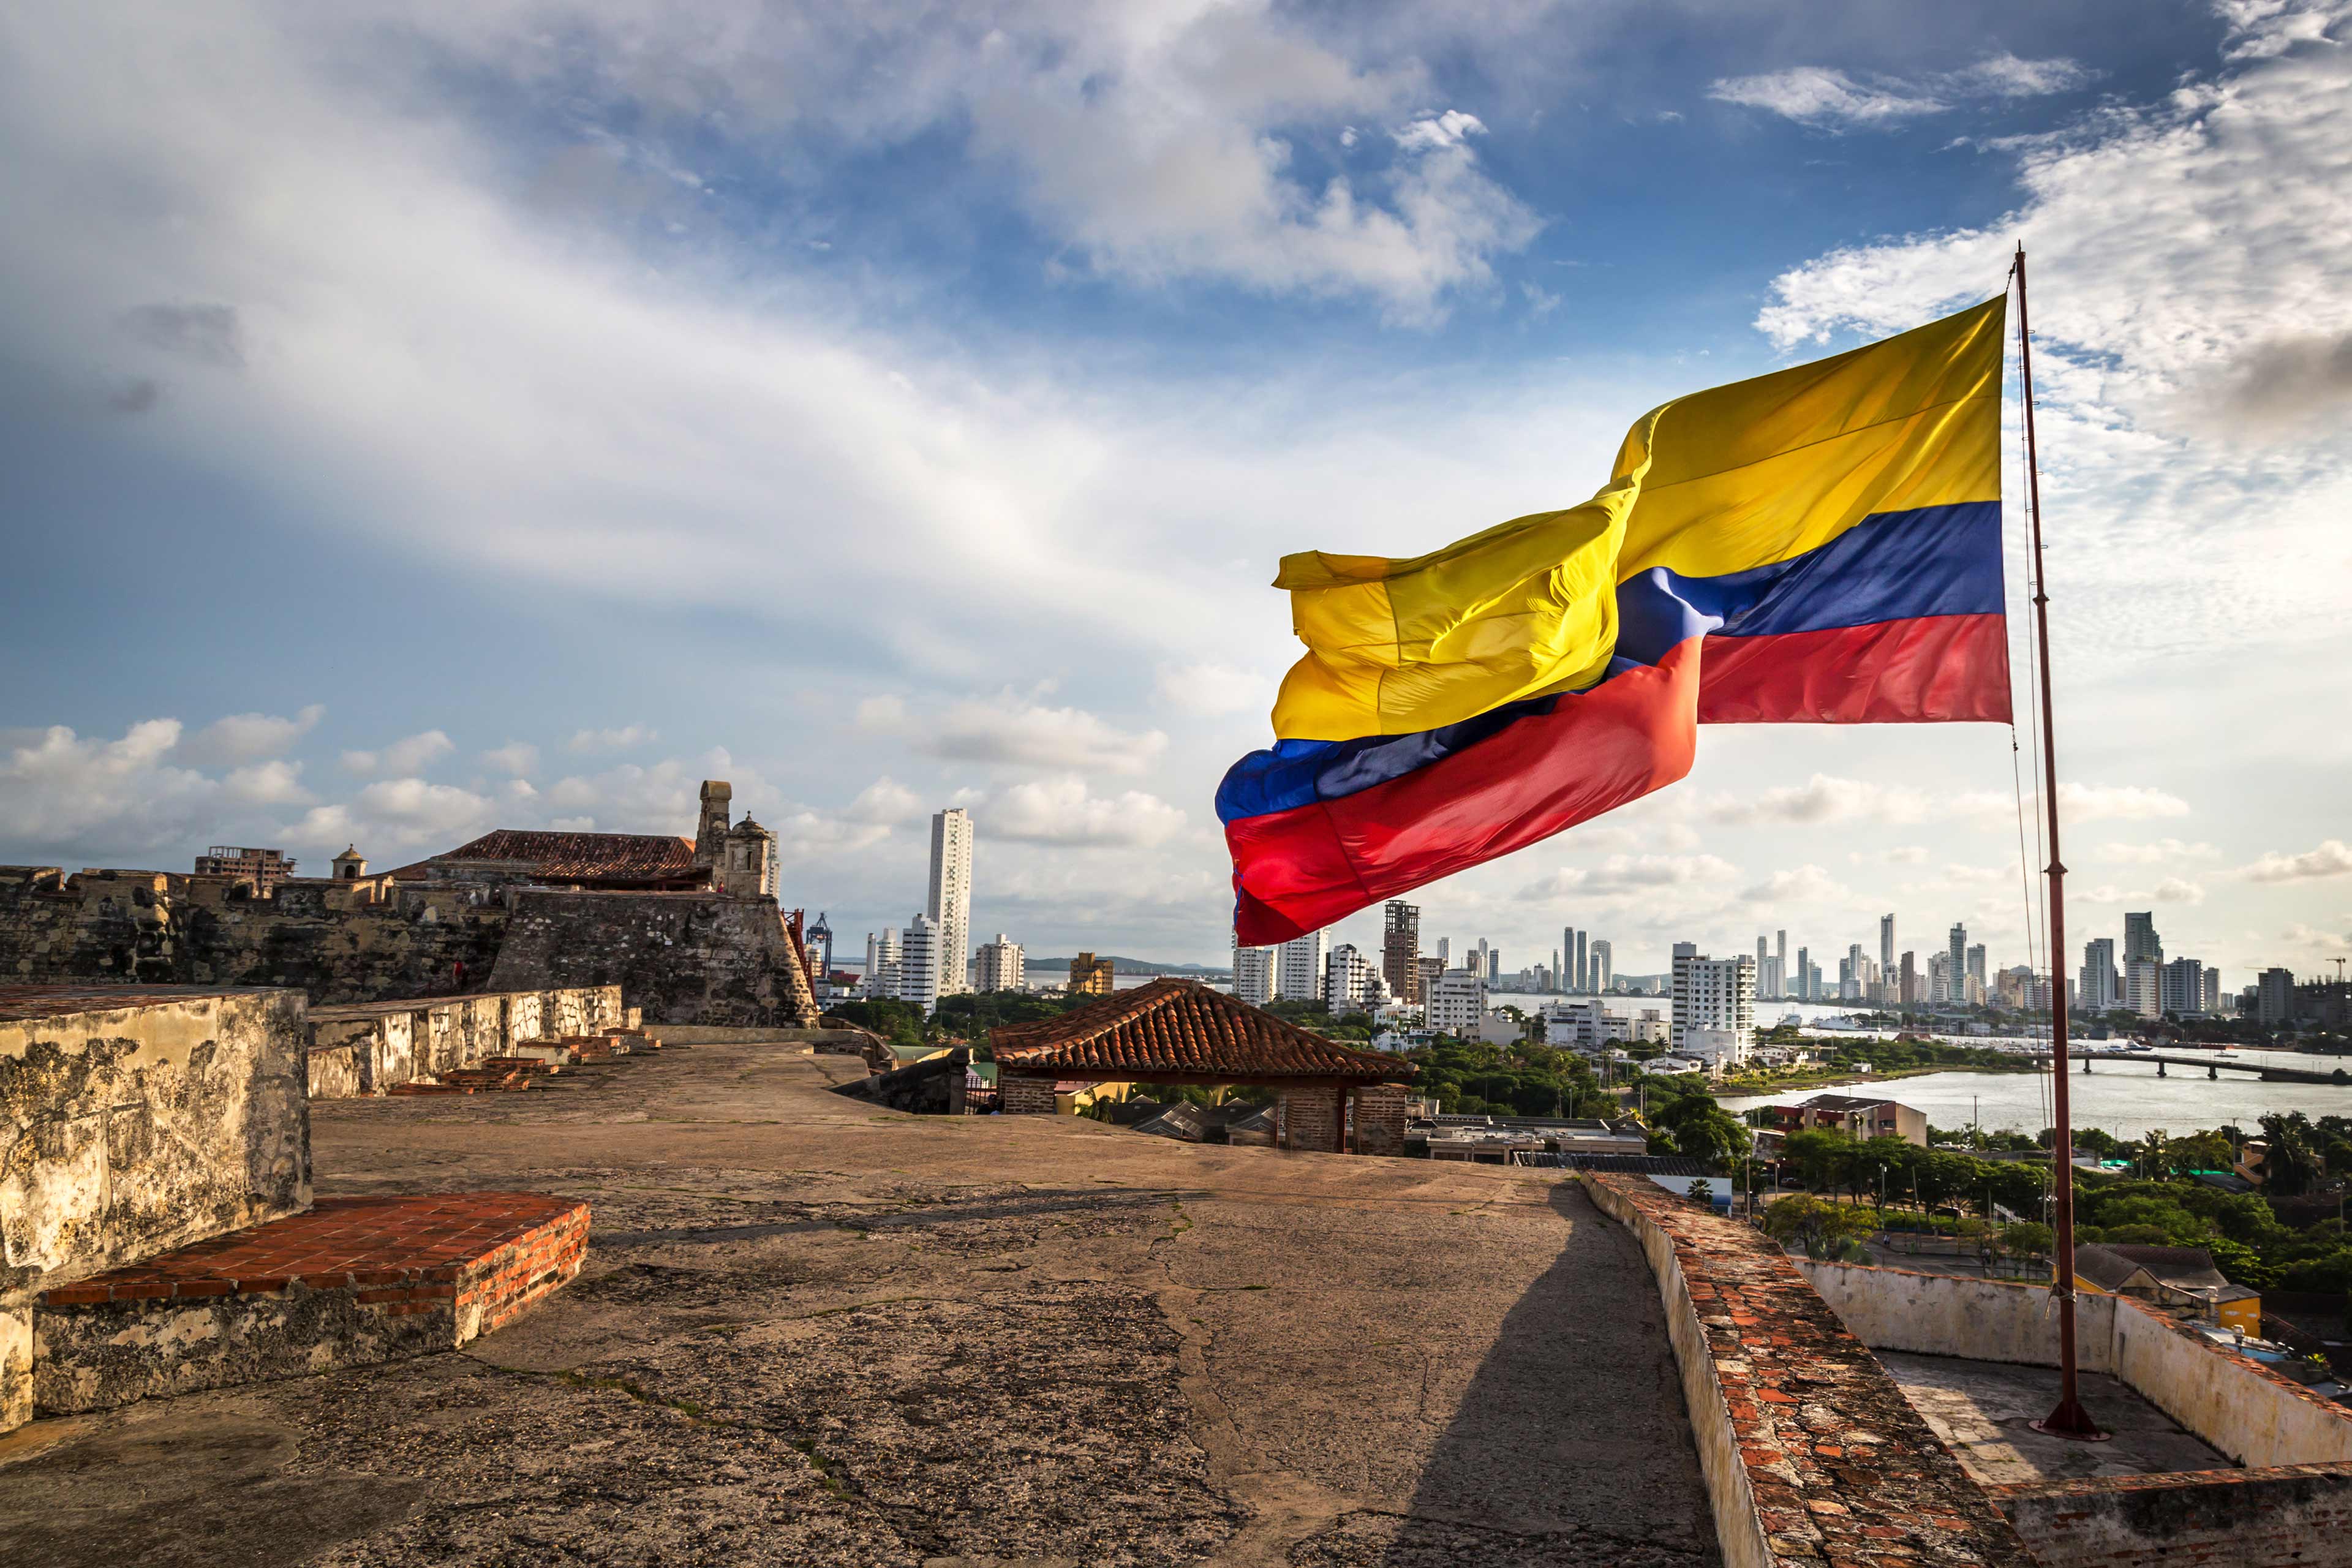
left=990, top=978, right=1414, bottom=1082
left=388, top=829, right=699, bottom=882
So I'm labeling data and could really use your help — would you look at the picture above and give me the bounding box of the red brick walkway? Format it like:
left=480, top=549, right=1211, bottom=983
left=40, top=1194, right=587, bottom=1306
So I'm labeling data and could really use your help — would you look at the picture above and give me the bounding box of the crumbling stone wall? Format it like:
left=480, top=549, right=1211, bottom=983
left=0, top=868, right=502, bottom=1000
left=1, top=987, right=311, bottom=1431
left=0, top=869, right=810, bottom=1027
left=486, top=891, right=817, bottom=1027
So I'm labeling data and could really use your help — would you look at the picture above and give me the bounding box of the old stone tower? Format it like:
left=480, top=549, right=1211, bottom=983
left=693, top=781, right=733, bottom=872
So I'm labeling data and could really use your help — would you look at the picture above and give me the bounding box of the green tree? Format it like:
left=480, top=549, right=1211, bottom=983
left=2260, top=1112, right=2323, bottom=1197
left=1657, top=1096, right=1753, bottom=1170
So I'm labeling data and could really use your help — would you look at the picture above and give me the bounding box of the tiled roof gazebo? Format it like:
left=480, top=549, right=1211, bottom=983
left=989, top=979, right=1414, bottom=1155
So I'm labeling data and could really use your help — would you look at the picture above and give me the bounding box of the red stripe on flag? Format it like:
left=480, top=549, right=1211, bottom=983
left=1695, top=612, right=2012, bottom=724
left=1230, top=641, right=1703, bottom=945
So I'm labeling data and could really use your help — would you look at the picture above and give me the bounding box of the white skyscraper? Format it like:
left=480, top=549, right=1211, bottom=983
left=1325, top=943, right=1378, bottom=1008
left=897, top=913, right=943, bottom=1016
left=1276, top=929, right=1329, bottom=1002
left=864, top=927, right=901, bottom=998
left=974, top=933, right=1024, bottom=992
left=2078, top=939, right=2118, bottom=1012
left=1426, top=968, right=1486, bottom=1035
left=1234, top=944, right=1275, bottom=1006
left=926, top=808, right=974, bottom=995
left=1590, top=939, right=1612, bottom=993
left=1880, top=914, right=1896, bottom=977
left=1672, top=945, right=1755, bottom=1055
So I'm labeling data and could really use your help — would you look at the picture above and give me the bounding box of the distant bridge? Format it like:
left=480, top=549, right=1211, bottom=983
left=2024, top=1050, right=2350, bottom=1085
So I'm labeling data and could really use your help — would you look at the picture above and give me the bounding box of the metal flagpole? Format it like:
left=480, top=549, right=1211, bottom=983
left=2016, top=243, right=2104, bottom=1441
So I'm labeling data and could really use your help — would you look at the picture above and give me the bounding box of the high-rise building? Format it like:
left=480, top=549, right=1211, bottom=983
left=2125, top=956, right=2163, bottom=1019
left=1562, top=927, right=1576, bottom=990
left=2257, top=968, right=2296, bottom=1025
left=1574, top=930, right=1589, bottom=992
left=1426, top=968, right=1486, bottom=1036
left=1382, top=900, right=1422, bottom=1004
left=1325, top=943, right=1378, bottom=1008
left=1234, top=944, right=1274, bottom=1006
left=1928, top=951, right=1951, bottom=1005
left=2159, top=956, right=2206, bottom=1016
left=1795, top=946, right=1811, bottom=1001
left=1845, top=943, right=1866, bottom=1001
left=1899, top=951, right=1920, bottom=1006
left=2079, top=938, right=2119, bottom=1012
left=1276, top=929, right=1329, bottom=1002
left=1879, top=914, right=1895, bottom=977
left=927, top=807, right=974, bottom=997
left=1947, top=924, right=1967, bottom=996
left=973, top=933, right=1023, bottom=992
left=2203, top=966, right=2222, bottom=1014
left=1487, top=947, right=1502, bottom=984
left=1436, top=937, right=1450, bottom=968
left=2124, top=911, right=2162, bottom=966
left=864, top=928, right=901, bottom=998
left=1590, top=940, right=1612, bottom=992
left=1671, top=945, right=1755, bottom=1056
left=1757, top=936, right=1770, bottom=998
left=1774, top=930, right=1788, bottom=998
left=1965, top=944, right=1986, bottom=991
left=194, top=845, right=297, bottom=893
left=1069, top=952, right=1117, bottom=995
left=1473, top=937, right=1491, bottom=980
left=897, top=913, right=943, bottom=1016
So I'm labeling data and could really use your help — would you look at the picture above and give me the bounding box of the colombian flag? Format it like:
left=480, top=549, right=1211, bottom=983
left=1221, top=296, right=2010, bottom=945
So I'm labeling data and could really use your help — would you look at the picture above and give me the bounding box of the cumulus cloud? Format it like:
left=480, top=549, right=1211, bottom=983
left=341, top=730, right=455, bottom=777
left=846, top=776, right=923, bottom=826
left=1520, top=853, right=1740, bottom=899
left=480, top=741, right=540, bottom=776
left=179, top=704, right=323, bottom=766
left=1153, top=662, right=1270, bottom=718
left=2153, top=876, right=2207, bottom=905
left=567, top=725, right=656, bottom=753
left=1709, top=774, right=1930, bottom=826
left=222, top=759, right=313, bottom=806
left=1740, top=864, right=1849, bottom=903
left=0, top=720, right=216, bottom=855
left=978, top=776, right=1188, bottom=847
left=292, top=778, right=496, bottom=851
left=2242, top=839, right=2352, bottom=883
left=2093, top=838, right=2219, bottom=864
left=918, top=692, right=1167, bottom=775
left=1708, top=53, right=2091, bottom=129
left=2058, top=784, right=2192, bottom=823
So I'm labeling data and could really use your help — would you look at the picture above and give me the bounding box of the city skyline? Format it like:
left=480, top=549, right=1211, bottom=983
left=3, top=3, right=2348, bottom=979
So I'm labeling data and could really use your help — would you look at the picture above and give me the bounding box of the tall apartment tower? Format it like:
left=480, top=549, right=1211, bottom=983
left=1436, top=937, right=1450, bottom=968
left=1672, top=945, right=1755, bottom=1055
left=1276, top=929, right=1329, bottom=1002
left=927, top=807, right=974, bottom=996
left=1562, top=927, right=1577, bottom=988
left=1947, top=924, right=1967, bottom=995
left=2256, top=968, right=2295, bottom=1025
left=1233, top=944, right=1275, bottom=1007
left=1774, top=930, right=1788, bottom=998
left=973, top=933, right=1024, bottom=992
left=897, top=913, right=943, bottom=1016
left=1590, top=940, right=1612, bottom=992
left=1382, top=900, right=1422, bottom=1004
left=1574, top=930, right=1589, bottom=992
left=2124, top=912, right=2162, bottom=965
left=2079, top=938, right=2119, bottom=1012
left=1879, top=915, right=1895, bottom=977
left=1795, top=946, right=1811, bottom=1001
left=864, top=928, right=902, bottom=998
left=1325, top=943, right=1378, bottom=1008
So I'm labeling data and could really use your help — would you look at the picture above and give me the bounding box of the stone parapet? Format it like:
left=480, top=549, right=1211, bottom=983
left=1992, top=1462, right=2352, bottom=1568
left=1581, top=1172, right=2035, bottom=1568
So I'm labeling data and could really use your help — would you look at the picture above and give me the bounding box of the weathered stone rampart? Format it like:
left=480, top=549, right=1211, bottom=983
left=0, top=867, right=817, bottom=1027
left=1, top=985, right=312, bottom=1430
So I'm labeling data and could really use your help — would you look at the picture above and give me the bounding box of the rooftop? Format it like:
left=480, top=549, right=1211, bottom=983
left=0, top=984, right=268, bottom=1023
left=1876, top=1351, right=2230, bottom=1487
left=388, top=829, right=698, bottom=883
left=990, top=977, right=1415, bottom=1084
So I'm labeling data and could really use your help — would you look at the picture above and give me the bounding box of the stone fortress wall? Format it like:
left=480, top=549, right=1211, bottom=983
left=0, top=865, right=817, bottom=1028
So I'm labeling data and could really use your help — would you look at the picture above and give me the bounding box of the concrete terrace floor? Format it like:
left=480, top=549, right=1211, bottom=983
left=1877, top=1351, right=2231, bottom=1487
left=0, top=1037, right=1722, bottom=1568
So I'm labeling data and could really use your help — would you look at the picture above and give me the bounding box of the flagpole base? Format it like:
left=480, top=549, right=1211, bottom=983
left=2031, top=1400, right=2109, bottom=1442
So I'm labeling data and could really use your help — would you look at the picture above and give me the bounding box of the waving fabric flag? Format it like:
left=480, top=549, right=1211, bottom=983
left=1221, top=296, right=2010, bottom=945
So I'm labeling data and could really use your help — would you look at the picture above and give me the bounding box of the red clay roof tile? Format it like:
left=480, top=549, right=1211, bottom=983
left=990, top=978, right=1412, bottom=1083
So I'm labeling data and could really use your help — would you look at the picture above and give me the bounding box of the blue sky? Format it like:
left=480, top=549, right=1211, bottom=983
left=4, top=0, right=2348, bottom=984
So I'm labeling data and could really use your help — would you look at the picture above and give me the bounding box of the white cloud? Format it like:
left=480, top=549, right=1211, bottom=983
left=1708, top=67, right=1947, bottom=126
left=342, top=730, right=455, bottom=777
left=978, top=775, right=1188, bottom=847
left=1740, top=864, right=1849, bottom=903
left=481, top=741, right=540, bottom=775
left=1392, top=110, right=1487, bottom=153
left=2092, top=838, right=2219, bottom=864
left=567, top=725, right=656, bottom=753
left=1709, top=774, right=1931, bottom=826
left=291, top=777, right=497, bottom=851
left=846, top=776, right=922, bottom=826
left=1153, top=662, right=1269, bottom=718
left=2057, top=784, right=2193, bottom=823
left=0, top=720, right=216, bottom=855
left=855, top=696, right=908, bottom=733
left=2242, top=839, right=2352, bottom=883
left=2153, top=876, right=2207, bottom=905
left=179, top=704, right=323, bottom=766
left=1520, top=853, right=1740, bottom=900
left=222, top=759, right=313, bottom=807
left=919, top=692, right=1167, bottom=775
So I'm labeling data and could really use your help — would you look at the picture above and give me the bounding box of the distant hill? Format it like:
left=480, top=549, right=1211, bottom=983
left=1028, top=956, right=1227, bottom=977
